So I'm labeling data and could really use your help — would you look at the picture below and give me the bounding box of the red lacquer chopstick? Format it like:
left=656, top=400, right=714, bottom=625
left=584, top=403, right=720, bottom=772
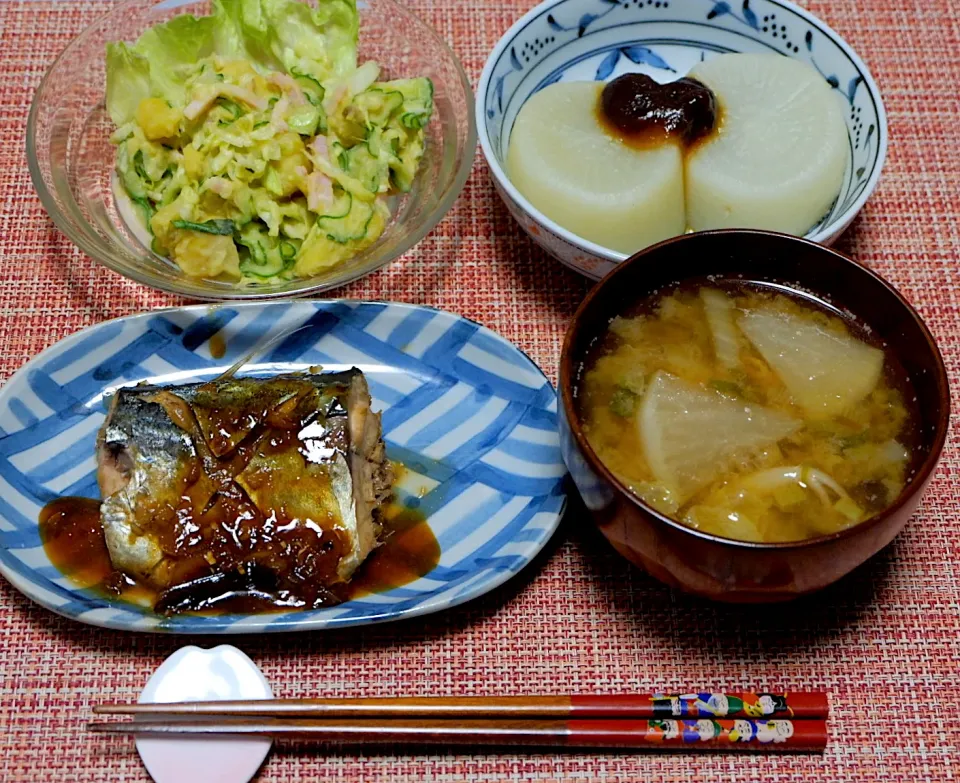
left=88, top=717, right=827, bottom=751
left=94, top=692, right=827, bottom=720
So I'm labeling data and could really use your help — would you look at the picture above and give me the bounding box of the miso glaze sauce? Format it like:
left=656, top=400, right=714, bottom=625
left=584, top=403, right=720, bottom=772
left=38, top=498, right=113, bottom=589
left=38, top=499, right=440, bottom=613
left=344, top=506, right=441, bottom=599
left=597, top=73, right=719, bottom=150
left=208, top=333, right=227, bottom=359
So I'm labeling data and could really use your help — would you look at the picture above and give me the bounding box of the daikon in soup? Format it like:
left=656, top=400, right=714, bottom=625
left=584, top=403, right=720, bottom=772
left=579, top=281, right=917, bottom=543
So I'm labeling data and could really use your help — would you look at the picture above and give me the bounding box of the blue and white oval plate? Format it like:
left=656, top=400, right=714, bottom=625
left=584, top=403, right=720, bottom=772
left=0, top=301, right=567, bottom=633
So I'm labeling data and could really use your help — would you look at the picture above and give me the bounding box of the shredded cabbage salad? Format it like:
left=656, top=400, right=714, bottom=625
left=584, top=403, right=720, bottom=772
left=106, top=0, right=433, bottom=283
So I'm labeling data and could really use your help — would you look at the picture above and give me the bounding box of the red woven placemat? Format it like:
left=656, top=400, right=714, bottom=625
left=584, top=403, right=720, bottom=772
left=1, top=0, right=958, bottom=780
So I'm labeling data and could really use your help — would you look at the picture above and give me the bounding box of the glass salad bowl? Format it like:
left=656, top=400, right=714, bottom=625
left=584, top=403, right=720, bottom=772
left=27, top=0, right=475, bottom=300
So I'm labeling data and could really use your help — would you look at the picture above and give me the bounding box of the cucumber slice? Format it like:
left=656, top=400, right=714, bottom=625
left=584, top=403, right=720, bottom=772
left=279, top=241, right=298, bottom=263
left=317, top=190, right=353, bottom=219
left=240, top=255, right=286, bottom=279
left=353, top=89, right=404, bottom=127
left=344, top=144, right=388, bottom=193
left=291, top=70, right=328, bottom=133
left=133, top=149, right=151, bottom=182
left=237, top=223, right=288, bottom=278
left=287, top=104, right=322, bottom=137
left=330, top=140, right=349, bottom=172
left=400, top=110, right=430, bottom=129
left=381, top=77, right=433, bottom=130
left=366, top=126, right=382, bottom=157
left=364, top=126, right=400, bottom=163
left=291, top=70, right=325, bottom=105
left=120, top=165, right=147, bottom=200
left=131, top=196, right=156, bottom=230
left=389, top=134, right=425, bottom=193
left=380, top=77, right=434, bottom=105
left=316, top=191, right=375, bottom=243
left=215, top=98, right=244, bottom=126
left=117, top=145, right=148, bottom=199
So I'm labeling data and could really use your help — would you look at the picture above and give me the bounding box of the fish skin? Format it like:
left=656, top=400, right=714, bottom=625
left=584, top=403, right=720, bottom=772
left=98, top=392, right=197, bottom=580
left=95, top=369, right=385, bottom=597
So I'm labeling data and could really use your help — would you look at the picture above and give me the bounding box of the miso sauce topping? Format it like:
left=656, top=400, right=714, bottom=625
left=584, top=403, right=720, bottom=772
left=598, top=73, right=718, bottom=148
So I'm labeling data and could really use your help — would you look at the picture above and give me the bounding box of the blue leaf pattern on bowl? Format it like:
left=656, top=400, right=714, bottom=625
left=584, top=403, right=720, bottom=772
left=595, top=46, right=675, bottom=80
left=578, top=12, right=599, bottom=36
left=595, top=49, right=620, bottom=80
left=707, top=2, right=731, bottom=19
left=536, top=70, right=566, bottom=93
left=622, top=45, right=675, bottom=71
left=547, top=1, right=619, bottom=34
left=847, top=75, right=864, bottom=104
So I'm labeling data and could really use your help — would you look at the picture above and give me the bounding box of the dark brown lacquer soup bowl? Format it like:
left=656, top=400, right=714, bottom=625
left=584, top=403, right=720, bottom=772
left=559, top=230, right=950, bottom=602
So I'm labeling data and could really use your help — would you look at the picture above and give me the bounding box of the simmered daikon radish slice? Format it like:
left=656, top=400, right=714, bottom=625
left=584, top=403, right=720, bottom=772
left=739, top=308, right=884, bottom=418
left=700, top=288, right=740, bottom=368
left=685, top=53, right=848, bottom=235
left=637, top=371, right=800, bottom=503
left=506, top=82, right=685, bottom=254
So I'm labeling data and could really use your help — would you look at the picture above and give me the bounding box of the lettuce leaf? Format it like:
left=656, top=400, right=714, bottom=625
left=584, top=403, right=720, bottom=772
left=105, top=43, right=152, bottom=126
left=211, top=0, right=275, bottom=65
left=106, top=0, right=359, bottom=125
left=214, top=0, right=358, bottom=79
left=106, top=14, right=215, bottom=125
left=262, top=0, right=358, bottom=78
left=136, top=14, right=217, bottom=101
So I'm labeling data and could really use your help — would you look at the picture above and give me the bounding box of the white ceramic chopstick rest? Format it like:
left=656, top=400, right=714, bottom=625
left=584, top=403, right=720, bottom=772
left=136, top=645, right=273, bottom=783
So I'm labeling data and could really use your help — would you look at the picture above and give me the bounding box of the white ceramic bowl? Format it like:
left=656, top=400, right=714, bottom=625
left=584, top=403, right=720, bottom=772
left=476, top=0, right=888, bottom=279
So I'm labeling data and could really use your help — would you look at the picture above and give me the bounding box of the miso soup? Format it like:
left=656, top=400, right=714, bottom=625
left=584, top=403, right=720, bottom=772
left=579, top=280, right=918, bottom=543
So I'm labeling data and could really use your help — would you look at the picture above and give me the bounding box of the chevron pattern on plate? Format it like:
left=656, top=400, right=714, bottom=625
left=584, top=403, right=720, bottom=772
left=0, top=301, right=567, bottom=633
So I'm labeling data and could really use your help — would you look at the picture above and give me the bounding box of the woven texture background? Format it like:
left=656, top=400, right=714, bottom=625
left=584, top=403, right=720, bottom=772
left=1, top=0, right=958, bottom=780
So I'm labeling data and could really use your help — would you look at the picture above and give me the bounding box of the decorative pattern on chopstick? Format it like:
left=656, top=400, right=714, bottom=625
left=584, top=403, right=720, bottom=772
left=571, top=692, right=824, bottom=719
left=87, top=717, right=827, bottom=751
left=567, top=718, right=825, bottom=749
left=93, top=692, right=826, bottom=720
